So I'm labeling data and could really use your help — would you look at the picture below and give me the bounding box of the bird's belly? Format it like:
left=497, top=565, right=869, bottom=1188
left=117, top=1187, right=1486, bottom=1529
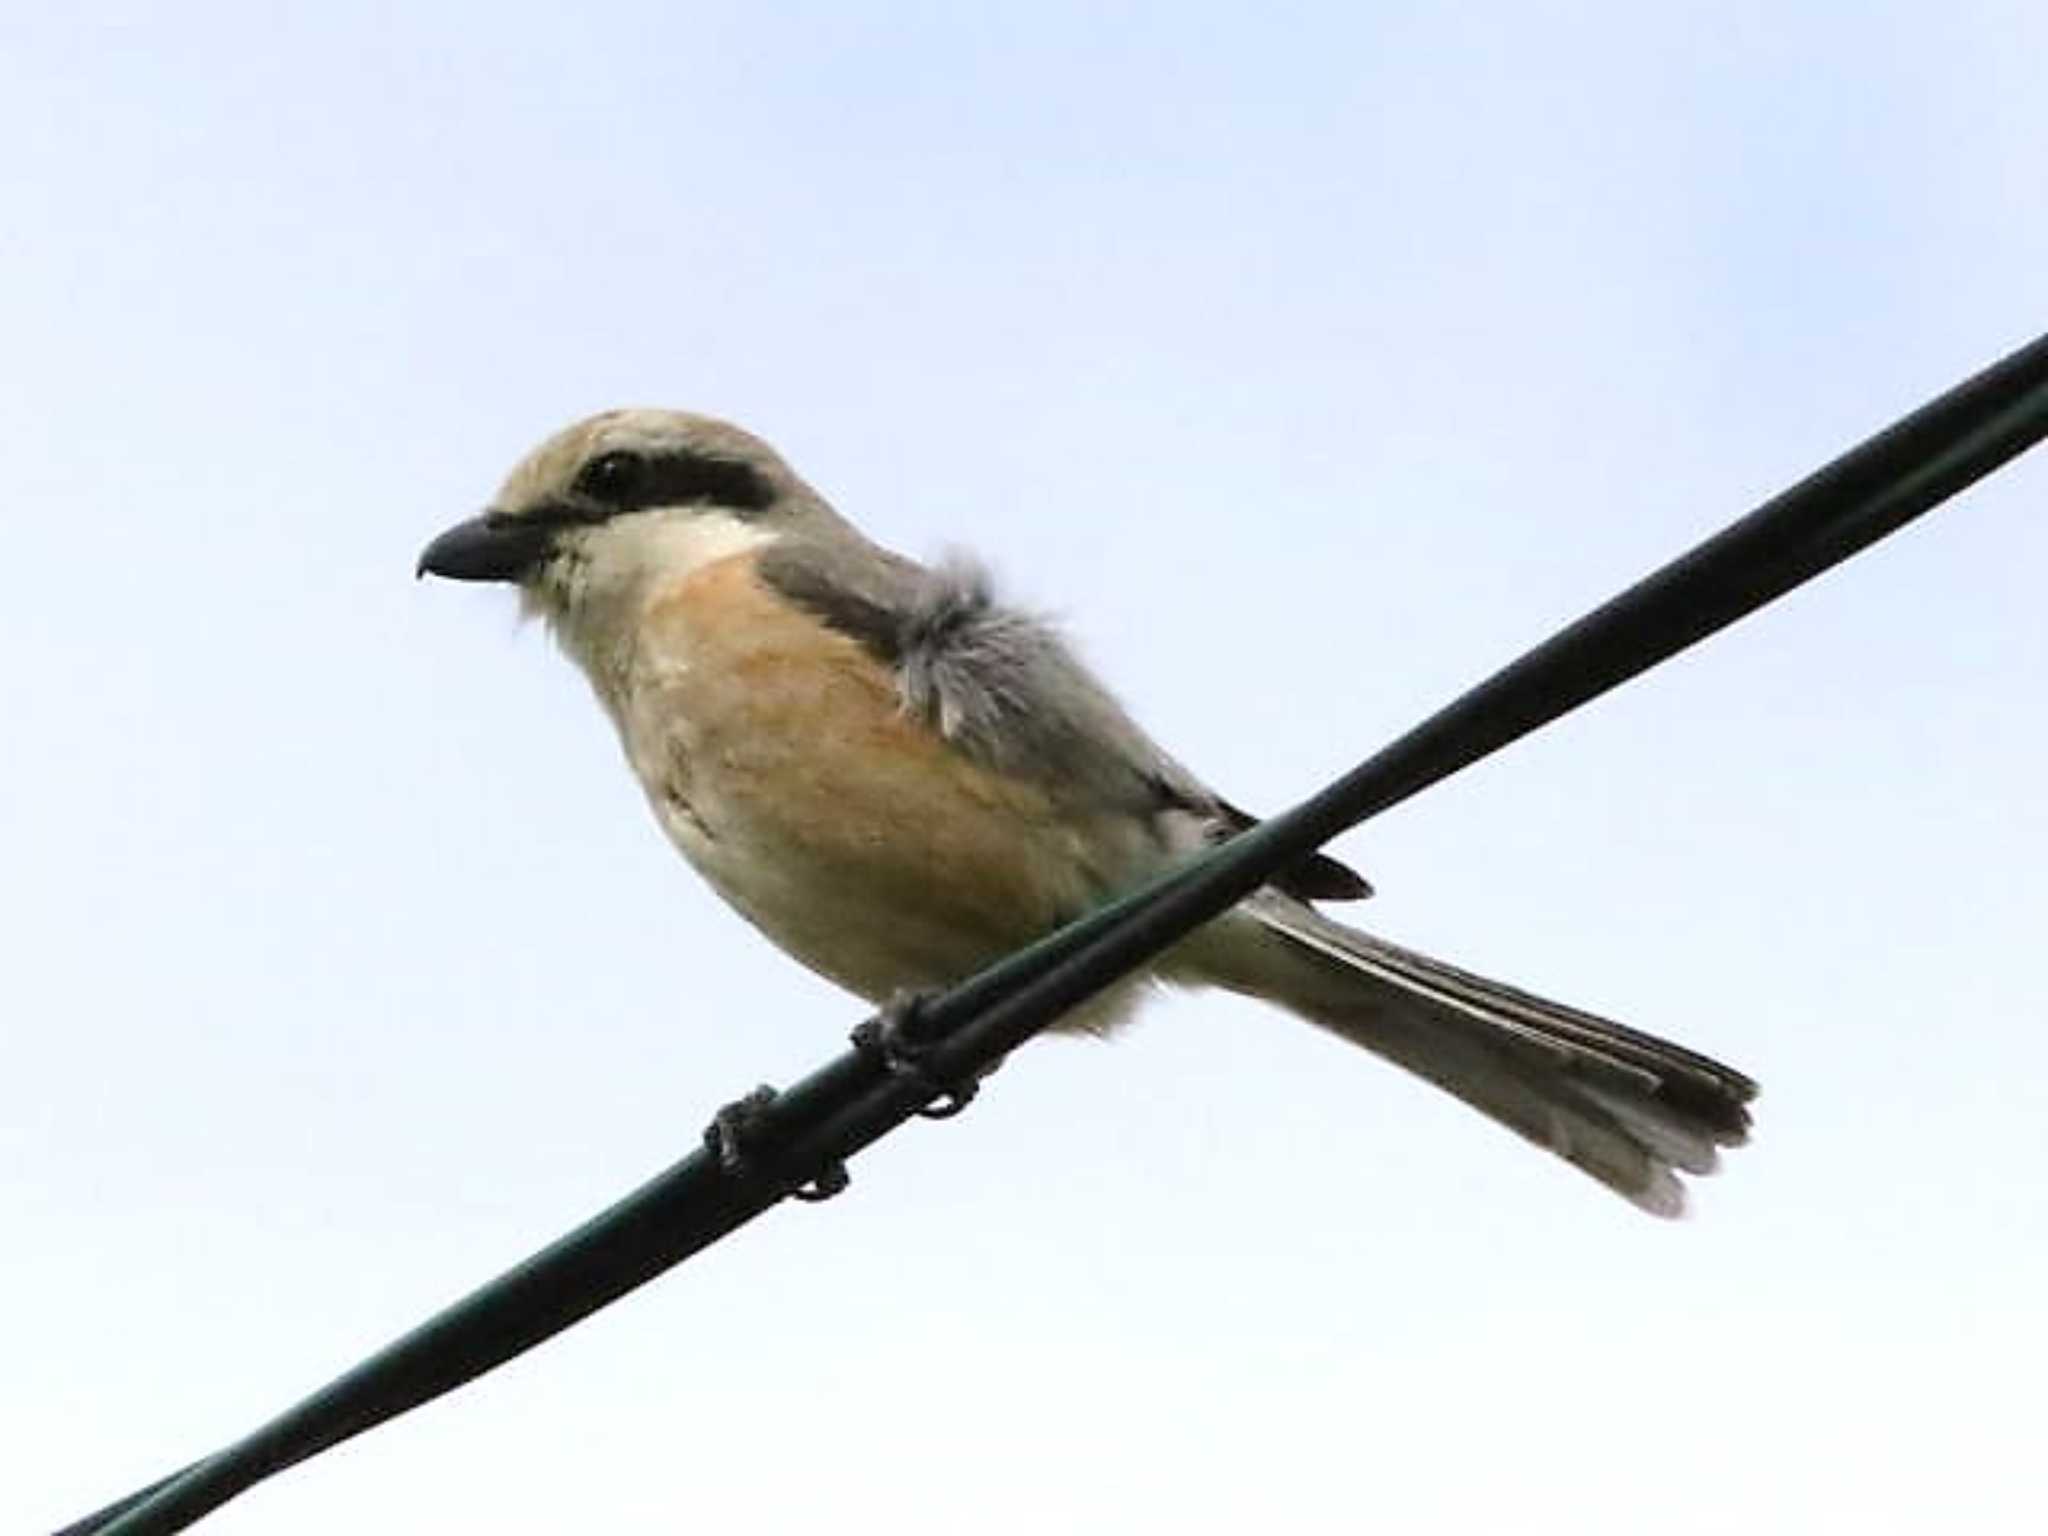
left=677, top=818, right=1041, bottom=1002
left=661, top=759, right=1146, bottom=1007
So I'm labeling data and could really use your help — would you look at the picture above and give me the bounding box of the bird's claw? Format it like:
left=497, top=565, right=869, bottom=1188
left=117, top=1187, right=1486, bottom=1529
left=703, top=1084, right=849, bottom=1202
left=851, top=989, right=993, bottom=1120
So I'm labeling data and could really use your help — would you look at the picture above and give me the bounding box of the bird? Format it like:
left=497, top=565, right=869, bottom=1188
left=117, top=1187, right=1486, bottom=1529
left=418, top=408, right=1755, bottom=1216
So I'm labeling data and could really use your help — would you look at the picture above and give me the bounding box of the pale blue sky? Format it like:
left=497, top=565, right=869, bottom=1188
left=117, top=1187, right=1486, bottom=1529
left=6, top=5, right=2045, bottom=1533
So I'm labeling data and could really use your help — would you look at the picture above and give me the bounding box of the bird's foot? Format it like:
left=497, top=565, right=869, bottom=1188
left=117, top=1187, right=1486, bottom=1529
left=703, top=1084, right=849, bottom=1202
left=851, top=989, right=996, bottom=1120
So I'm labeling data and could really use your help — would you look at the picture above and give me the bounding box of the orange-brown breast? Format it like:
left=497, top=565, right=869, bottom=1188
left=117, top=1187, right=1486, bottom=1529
left=626, top=552, right=1135, bottom=1001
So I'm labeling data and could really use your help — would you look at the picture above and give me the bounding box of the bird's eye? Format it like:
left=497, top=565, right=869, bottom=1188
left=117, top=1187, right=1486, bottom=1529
left=576, top=450, right=648, bottom=505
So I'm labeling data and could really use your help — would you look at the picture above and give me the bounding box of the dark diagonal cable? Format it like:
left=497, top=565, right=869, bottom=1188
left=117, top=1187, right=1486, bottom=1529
left=70, top=328, right=2048, bottom=1536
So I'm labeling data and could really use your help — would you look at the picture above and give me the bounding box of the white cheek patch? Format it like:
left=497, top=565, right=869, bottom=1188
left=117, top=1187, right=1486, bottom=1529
left=630, top=511, right=780, bottom=577
left=544, top=511, right=779, bottom=607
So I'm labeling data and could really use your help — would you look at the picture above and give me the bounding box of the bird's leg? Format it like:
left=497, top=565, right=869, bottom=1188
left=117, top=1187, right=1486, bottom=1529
left=850, top=989, right=1000, bottom=1120
left=702, top=1084, right=849, bottom=1202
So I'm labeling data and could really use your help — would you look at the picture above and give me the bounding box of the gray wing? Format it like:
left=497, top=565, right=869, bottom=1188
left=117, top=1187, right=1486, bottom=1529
left=757, top=540, right=1370, bottom=904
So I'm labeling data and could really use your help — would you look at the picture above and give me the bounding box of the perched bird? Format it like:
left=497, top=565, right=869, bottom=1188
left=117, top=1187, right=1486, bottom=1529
left=419, top=409, right=1754, bottom=1215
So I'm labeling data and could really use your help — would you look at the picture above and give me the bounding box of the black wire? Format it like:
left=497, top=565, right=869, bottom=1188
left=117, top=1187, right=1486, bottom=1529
left=50, top=1470, right=192, bottom=1536
left=71, top=329, right=2048, bottom=1536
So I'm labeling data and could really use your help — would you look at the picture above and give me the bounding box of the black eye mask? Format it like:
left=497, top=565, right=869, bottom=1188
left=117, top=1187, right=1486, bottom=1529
left=568, top=448, right=778, bottom=518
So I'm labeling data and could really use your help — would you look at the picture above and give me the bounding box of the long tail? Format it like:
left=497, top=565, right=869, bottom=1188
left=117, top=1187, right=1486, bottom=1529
left=1175, top=892, right=1756, bottom=1216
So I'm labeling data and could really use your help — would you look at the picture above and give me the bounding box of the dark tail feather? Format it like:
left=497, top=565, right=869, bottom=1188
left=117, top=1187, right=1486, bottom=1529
left=1180, top=894, right=1756, bottom=1216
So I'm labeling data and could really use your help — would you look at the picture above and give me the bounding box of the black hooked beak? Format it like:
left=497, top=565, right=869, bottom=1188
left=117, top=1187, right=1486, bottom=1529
left=416, top=511, right=555, bottom=583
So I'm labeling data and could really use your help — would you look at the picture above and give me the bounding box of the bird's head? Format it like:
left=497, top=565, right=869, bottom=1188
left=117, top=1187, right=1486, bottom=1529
left=418, top=408, right=831, bottom=632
